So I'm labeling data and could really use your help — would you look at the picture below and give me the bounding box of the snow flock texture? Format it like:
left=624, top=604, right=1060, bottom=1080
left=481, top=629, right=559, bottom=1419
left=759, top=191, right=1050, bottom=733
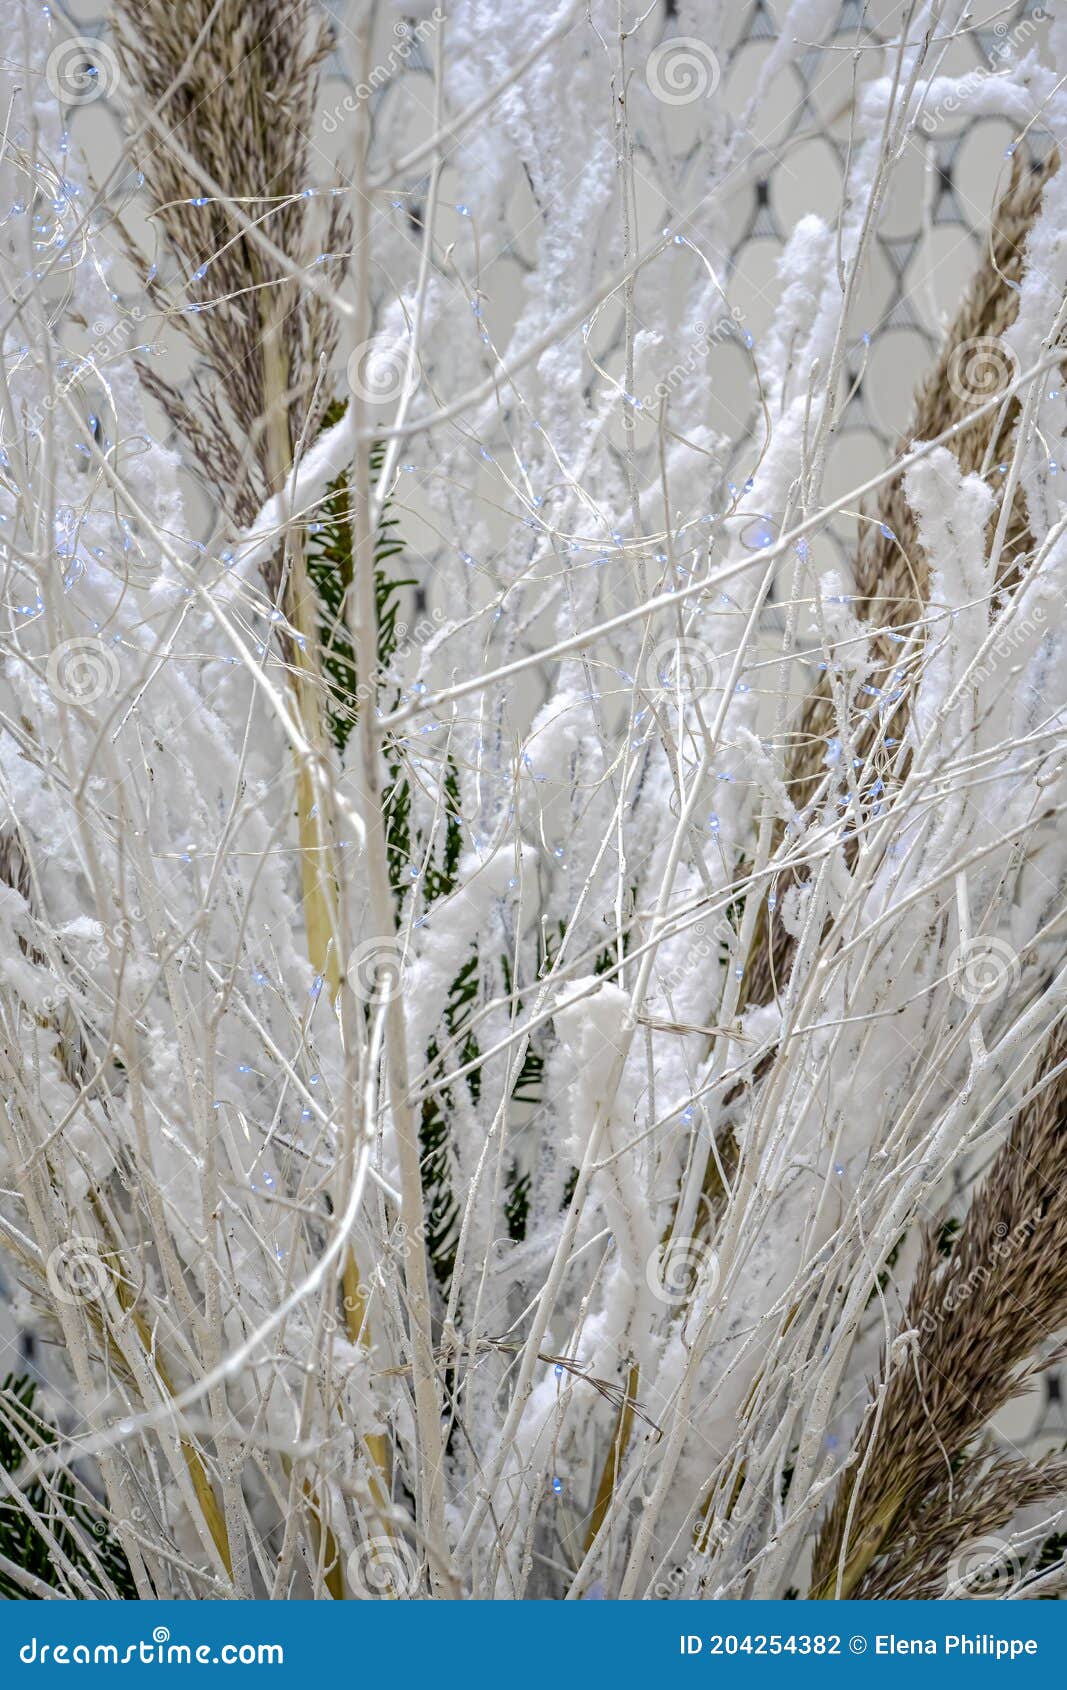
left=0, top=0, right=1065, bottom=1599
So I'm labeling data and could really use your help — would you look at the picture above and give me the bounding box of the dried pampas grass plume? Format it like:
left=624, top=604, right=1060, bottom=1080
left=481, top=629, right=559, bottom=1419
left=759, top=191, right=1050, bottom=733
left=813, top=1028, right=1067, bottom=1599
left=743, top=147, right=1059, bottom=1011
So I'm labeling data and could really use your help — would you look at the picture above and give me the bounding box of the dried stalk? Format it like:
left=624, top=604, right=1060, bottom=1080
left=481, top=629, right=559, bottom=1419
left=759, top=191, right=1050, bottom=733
left=109, top=0, right=392, bottom=1587
left=743, top=148, right=1058, bottom=1010
left=812, top=1029, right=1067, bottom=1598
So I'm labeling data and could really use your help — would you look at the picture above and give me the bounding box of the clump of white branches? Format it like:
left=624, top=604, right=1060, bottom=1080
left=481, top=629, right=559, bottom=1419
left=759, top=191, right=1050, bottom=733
left=0, top=0, right=1066, bottom=1600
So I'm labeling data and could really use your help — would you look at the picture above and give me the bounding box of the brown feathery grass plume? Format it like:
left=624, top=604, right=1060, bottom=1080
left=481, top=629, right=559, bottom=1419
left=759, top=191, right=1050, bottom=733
left=811, top=1027, right=1067, bottom=1599
left=742, top=146, right=1059, bottom=1012
left=576, top=142, right=1063, bottom=1599
left=851, top=1449, right=1067, bottom=1599
left=111, top=0, right=352, bottom=992
left=109, top=1, right=392, bottom=1582
left=693, top=151, right=1065, bottom=1594
left=111, top=0, right=347, bottom=532
left=683, top=151, right=1060, bottom=1320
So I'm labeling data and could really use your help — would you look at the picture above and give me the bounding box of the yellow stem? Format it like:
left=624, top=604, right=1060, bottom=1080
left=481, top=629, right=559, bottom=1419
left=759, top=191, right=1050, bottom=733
left=103, top=1235, right=234, bottom=1581
left=260, top=315, right=395, bottom=1579
left=584, top=1362, right=639, bottom=1552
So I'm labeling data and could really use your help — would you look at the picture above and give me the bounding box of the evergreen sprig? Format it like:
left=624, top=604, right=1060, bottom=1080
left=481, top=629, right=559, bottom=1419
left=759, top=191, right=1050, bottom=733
left=0, top=1374, right=136, bottom=1599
